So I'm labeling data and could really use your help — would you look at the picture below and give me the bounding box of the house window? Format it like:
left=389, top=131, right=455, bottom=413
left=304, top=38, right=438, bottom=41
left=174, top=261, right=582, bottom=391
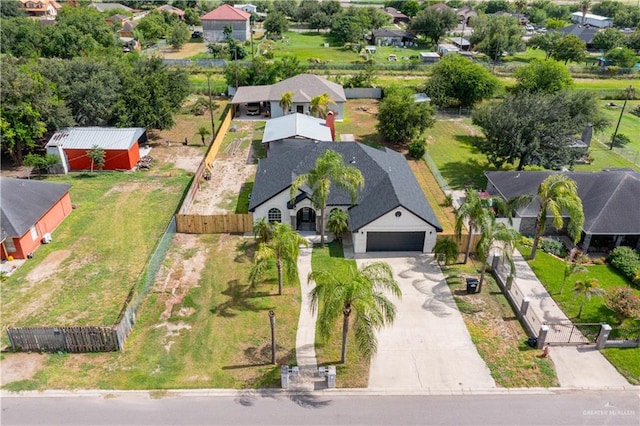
left=268, top=208, right=281, bottom=223
left=4, top=238, right=16, bottom=253
left=30, top=226, right=38, bottom=241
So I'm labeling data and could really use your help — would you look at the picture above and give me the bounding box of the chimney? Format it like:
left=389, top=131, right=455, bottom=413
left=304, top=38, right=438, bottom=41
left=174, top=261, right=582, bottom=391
left=581, top=123, right=593, bottom=147
left=325, top=111, right=336, bottom=142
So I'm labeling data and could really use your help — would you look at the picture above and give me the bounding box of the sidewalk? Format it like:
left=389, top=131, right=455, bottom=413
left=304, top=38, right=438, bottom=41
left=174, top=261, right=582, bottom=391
left=510, top=250, right=631, bottom=389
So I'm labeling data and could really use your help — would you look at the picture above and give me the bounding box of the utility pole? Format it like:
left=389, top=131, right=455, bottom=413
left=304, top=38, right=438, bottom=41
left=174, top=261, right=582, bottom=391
left=206, top=72, right=215, bottom=139
left=268, top=310, right=276, bottom=364
left=610, top=85, right=633, bottom=150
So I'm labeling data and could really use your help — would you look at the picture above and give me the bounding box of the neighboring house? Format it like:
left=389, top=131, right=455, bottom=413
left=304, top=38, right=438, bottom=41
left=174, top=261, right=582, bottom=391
left=371, top=29, right=416, bottom=47
left=119, top=20, right=136, bottom=38
left=201, top=4, right=251, bottom=42
left=234, top=3, right=257, bottom=15
left=0, top=178, right=72, bottom=260
left=88, top=2, right=133, bottom=13
left=249, top=142, right=442, bottom=253
left=456, top=6, right=477, bottom=25
left=554, top=24, right=598, bottom=47
left=427, top=3, right=454, bottom=13
left=106, top=14, right=130, bottom=26
left=45, top=127, right=147, bottom=173
left=262, top=113, right=333, bottom=154
left=19, top=0, right=61, bottom=17
left=384, top=7, right=409, bottom=24
left=485, top=170, right=640, bottom=253
left=156, top=4, right=185, bottom=21
left=231, top=74, right=347, bottom=119
left=420, top=52, right=440, bottom=63
left=452, top=37, right=471, bottom=51
left=437, top=43, right=460, bottom=55
left=570, top=12, right=613, bottom=28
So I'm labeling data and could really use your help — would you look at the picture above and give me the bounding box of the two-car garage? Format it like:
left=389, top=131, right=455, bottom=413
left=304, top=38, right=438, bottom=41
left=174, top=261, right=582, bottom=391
left=365, top=231, right=426, bottom=252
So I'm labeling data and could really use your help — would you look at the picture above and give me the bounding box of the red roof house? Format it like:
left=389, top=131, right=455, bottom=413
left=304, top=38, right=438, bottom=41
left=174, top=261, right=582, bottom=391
left=201, top=4, right=251, bottom=42
left=45, top=127, right=147, bottom=173
left=1, top=178, right=72, bottom=260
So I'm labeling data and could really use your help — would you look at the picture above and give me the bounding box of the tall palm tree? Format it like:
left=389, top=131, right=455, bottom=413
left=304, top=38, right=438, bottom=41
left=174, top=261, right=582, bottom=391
left=433, top=237, right=459, bottom=267
left=514, top=0, right=527, bottom=14
left=572, top=277, right=605, bottom=319
left=290, top=150, right=364, bottom=248
left=491, top=194, right=533, bottom=225
left=561, top=261, right=588, bottom=296
left=308, top=262, right=401, bottom=364
left=530, top=174, right=584, bottom=260
left=580, top=0, right=590, bottom=25
left=455, top=188, right=491, bottom=264
left=310, top=93, right=335, bottom=118
left=279, top=91, right=293, bottom=115
left=476, top=217, right=520, bottom=293
left=249, top=222, right=308, bottom=295
left=326, top=208, right=349, bottom=243
left=197, top=126, right=211, bottom=146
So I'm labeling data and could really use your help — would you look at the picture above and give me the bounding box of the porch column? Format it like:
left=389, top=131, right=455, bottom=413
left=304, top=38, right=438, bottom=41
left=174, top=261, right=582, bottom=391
left=614, top=235, right=624, bottom=248
left=582, top=234, right=592, bottom=253
left=290, top=208, right=296, bottom=230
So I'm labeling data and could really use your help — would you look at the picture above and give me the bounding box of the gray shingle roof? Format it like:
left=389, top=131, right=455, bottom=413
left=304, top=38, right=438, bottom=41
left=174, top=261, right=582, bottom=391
left=554, top=24, right=598, bottom=44
left=46, top=127, right=146, bottom=151
left=262, top=113, right=332, bottom=143
left=485, top=170, right=640, bottom=234
left=231, top=74, right=346, bottom=104
left=0, top=178, right=71, bottom=240
left=249, top=142, right=442, bottom=232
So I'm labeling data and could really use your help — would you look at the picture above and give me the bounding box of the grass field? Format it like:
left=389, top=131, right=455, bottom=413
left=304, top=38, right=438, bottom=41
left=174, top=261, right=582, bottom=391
left=3, top=235, right=300, bottom=390
left=0, top=172, right=191, bottom=334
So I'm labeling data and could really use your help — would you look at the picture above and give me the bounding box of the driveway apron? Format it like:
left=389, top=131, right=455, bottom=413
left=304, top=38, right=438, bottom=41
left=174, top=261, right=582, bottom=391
left=356, top=254, right=496, bottom=391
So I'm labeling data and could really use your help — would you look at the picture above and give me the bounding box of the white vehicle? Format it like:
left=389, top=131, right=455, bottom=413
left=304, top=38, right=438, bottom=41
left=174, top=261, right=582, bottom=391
left=525, top=24, right=534, bottom=32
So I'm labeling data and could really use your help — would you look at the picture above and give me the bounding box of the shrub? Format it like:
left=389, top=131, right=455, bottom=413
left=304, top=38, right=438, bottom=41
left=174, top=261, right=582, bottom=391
left=519, top=236, right=534, bottom=247
left=443, top=193, right=453, bottom=207
left=592, top=257, right=606, bottom=265
left=433, top=237, right=459, bottom=266
left=608, top=246, right=640, bottom=283
left=408, top=140, right=426, bottom=159
left=611, top=133, right=631, bottom=147
left=605, top=287, right=640, bottom=323
left=540, top=238, right=566, bottom=257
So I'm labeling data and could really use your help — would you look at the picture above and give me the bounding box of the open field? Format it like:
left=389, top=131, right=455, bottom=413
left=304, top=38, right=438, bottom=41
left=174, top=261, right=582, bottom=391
left=0, top=171, right=190, bottom=335
left=2, top=235, right=299, bottom=390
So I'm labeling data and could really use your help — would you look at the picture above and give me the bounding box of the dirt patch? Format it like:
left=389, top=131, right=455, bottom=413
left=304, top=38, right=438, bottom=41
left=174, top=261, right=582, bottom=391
left=26, top=250, right=71, bottom=284
left=0, top=353, right=47, bottom=385
left=187, top=121, right=258, bottom=215
left=159, top=42, right=207, bottom=59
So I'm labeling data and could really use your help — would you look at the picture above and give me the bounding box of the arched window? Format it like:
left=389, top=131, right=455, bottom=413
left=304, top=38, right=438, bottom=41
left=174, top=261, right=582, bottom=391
left=268, top=208, right=281, bottom=223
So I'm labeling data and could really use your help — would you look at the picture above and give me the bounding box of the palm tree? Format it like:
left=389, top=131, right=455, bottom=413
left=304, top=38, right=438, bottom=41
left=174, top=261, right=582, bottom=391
left=249, top=222, right=308, bottom=295
left=310, top=93, right=335, bottom=118
left=530, top=174, right=584, bottom=260
left=197, top=126, right=211, bottom=146
left=308, top=262, right=401, bottom=364
left=572, top=277, right=605, bottom=319
left=491, top=194, right=533, bottom=225
left=561, top=261, right=588, bottom=296
left=455, top=188, right=491, bottom=264
left=290, top=150, right=364, bottom=248
left=433, top=237, right=459, bottom=267
left=279, top=91, right=293, bottom=115
left=253, top=217, right=272, bottom=244
left=580, top=0, right=590, bottom=25
left=327, top=208, right=349, bottom=242
left=514, top=0, right=527, bottom=14
left=476, top=217, right=520, bottom=293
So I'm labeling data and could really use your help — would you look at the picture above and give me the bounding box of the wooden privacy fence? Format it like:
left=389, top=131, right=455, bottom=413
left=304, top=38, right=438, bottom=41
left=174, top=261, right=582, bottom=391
left=7, top=326, right=119, bottom=352
left=176, top=213, right=253, bottom=234
left=437, top=233, right=482, bottom=253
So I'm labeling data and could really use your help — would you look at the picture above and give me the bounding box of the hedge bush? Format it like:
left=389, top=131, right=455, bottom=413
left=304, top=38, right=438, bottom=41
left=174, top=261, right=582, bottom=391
left=608, top=246, right=640, bottom=284
left=540, top=238, right=566, bottom=257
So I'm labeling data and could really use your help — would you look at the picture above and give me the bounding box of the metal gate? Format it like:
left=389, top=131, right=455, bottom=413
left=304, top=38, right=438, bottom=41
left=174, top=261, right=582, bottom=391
left=544, top=322, right=602, bottom=345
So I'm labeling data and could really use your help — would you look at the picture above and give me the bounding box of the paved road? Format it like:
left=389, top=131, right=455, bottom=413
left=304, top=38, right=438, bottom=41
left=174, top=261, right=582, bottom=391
left=355, top=254, right=495, bottom=391
left=2, top=390, right=639, bottom=425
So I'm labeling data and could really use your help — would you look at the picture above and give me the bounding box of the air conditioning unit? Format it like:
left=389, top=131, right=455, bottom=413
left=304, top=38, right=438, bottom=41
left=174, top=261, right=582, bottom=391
left=42, top=233, right=52, bottom=244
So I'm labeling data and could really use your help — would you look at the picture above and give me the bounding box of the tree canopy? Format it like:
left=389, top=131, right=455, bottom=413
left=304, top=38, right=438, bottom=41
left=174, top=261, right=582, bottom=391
left=376, top=87, right=435, bottom=145
left=425, top=55, right=500, bottom=108
left=513, top=59, right=573, bottom=94
left=472, top=91, right=609, bottom=170
left=470, top=15, right=525, bottom=65
left=592, top=28, right=627, bottom=52
left=528, top=33, right=586, bottom=64
left=409, top=7, right=458, bottom=45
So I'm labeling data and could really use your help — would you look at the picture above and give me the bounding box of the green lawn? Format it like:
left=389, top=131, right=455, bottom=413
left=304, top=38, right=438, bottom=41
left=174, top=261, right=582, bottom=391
left=310, top=242, right=370, bottom=388
left=0, top=171, right=191, bottom=333
left=3, top=235, right=300, bottom=391
left=518, top=245, right=640, bottom=384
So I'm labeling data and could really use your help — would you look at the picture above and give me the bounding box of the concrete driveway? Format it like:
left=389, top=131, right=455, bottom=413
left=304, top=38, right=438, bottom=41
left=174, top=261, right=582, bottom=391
left=355, top=253, right=496, bottom=392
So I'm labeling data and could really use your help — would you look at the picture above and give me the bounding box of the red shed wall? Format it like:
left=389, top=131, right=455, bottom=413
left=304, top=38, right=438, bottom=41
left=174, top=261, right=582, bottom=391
left=65, top=144, right=140, bottom=171
left=2, top=192, right=72, bottom=260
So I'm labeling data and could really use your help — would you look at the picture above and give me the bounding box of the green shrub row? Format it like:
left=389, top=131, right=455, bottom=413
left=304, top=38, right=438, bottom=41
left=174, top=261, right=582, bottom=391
left=608, top=246, right=640, bottom=286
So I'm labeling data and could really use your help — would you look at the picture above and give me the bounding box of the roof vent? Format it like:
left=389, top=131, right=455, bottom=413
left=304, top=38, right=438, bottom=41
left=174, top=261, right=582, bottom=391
left=350, top=157, right=356, bottom=164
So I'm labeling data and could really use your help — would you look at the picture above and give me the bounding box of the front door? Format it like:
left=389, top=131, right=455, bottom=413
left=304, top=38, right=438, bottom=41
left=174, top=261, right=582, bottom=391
left=296, top=105, right=304, bottom=114
left=296, top=208, right=316, bottom=231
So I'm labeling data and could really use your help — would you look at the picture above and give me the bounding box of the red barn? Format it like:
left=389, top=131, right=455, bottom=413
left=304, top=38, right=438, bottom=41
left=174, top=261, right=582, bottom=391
left=46, top=127, right=147, bottom=173
left=1, top=178, right=72, bottom=260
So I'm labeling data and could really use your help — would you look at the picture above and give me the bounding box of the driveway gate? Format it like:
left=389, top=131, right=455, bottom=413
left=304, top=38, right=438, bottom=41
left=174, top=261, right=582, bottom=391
left=543, top=322, right=602, bottom=345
